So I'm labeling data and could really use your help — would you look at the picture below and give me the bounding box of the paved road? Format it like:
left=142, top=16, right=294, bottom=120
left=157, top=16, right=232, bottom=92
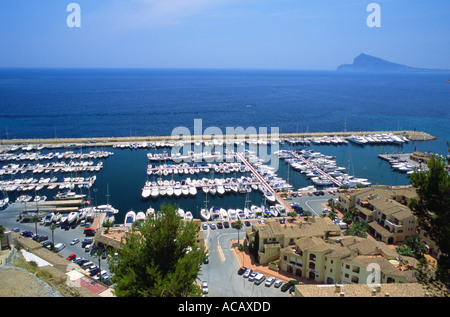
left=199, top=224, right=291, bottom=297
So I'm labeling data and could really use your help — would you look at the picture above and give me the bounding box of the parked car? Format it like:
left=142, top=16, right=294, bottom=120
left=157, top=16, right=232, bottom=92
left=70, top=238, right=80, bottom=245
left=248, top=271, right=259, bottom=282
left=243, top=268, right=253, bottom=278
left=89, top=267, right=100, bottom=276
left=274, top=279, right=283, bottom=288
left=265, top=276, right=276, bottom=287
left=54, top=243, right=65, bottom=252
left=281, top=282, right=293, bottom=292
left=66, top=254, right=76, bottom=261
left=254, top=273, right=266, bottom=285
left=237, top=266, right=247, bottom=275
left=202, top=281, right=208, bottom=294
left=223, top=221, right=230, bottom=228
left=209, top=223, right=216, bottom=230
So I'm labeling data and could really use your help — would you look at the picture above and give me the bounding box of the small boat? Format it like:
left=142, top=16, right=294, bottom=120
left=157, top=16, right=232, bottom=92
left=220, top=208, right=229, bottom=221
left=44, top=212, right=54, bottom=224
left=54, top=190, right=86, bottom=200
left=96, top=204, right=119, bottom=214
left=236, top=209, right=246, bottom=220
left=185, top=211, right=193, bottom=220
left=136, top=211, right=146, bottom=222
left=177, top=208, right=185, bottom=219
left=210, top=206, right=222, bottom=221
left=200, top=208, right=211, bottom=221
left=146, top=207, right=155, bottom=219
left=228, top=209, right=237, bottom=220
left=189, top=183, right=197, bottom=196
left=251, top=205, right=263, bottom=218
left=60, top=213, right=69, bottom=223
left=124, top=210, right=136, bottom=227
left=67, top=211, right=79, bottom=224
left=141, top=181, right=151, bottom=199
left=174, top=182, right=182, bottom=197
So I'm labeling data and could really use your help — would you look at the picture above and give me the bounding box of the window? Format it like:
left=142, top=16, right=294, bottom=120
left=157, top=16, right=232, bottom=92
left=345, top=264, right=350, bottom=269
left=309, top=254, right=316, bottom=261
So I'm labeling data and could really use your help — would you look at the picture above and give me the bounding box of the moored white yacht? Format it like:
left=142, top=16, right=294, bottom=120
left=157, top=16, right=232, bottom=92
left=124, top=210, right=136, bottom=227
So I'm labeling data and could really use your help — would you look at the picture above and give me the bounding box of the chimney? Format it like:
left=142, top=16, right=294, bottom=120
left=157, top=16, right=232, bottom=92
left=375, top=284, right=381, bottom=292
left=384, top=293, right=390, bottom=297
left=339, top=292, right=345, bottom=297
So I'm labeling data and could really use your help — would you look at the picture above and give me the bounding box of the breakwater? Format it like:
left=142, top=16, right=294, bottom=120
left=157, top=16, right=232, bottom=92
left=0, top=130, right=436, bottom=147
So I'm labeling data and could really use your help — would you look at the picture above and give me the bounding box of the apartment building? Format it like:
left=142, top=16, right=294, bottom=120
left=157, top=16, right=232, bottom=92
left=245, top=217, right=341, bottom=264
left=279, top=235, right=417, bottom=285
left=336, top=186, right=418, bottom=244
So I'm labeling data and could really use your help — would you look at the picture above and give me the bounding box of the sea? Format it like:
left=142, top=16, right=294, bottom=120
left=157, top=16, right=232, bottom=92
left=0, top=68, right=449, bottom=223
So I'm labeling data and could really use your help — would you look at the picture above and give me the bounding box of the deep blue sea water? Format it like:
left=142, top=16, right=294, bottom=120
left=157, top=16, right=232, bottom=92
left=1, top=69, right=449, bottom=223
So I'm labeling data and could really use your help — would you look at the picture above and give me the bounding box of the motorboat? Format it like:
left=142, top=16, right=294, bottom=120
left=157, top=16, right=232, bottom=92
left=177, top=208, right=185, bottom=219
left=44, top=212, right=54, bottom=224
left=60, top=213, right=69, bottom=223
left=228, top=209, right=238, bottom=220
left=54, top=190, right=86, bottom=200
left=124, top=210, right=136, bottom=227
left=174, top=182, right=182, bottom=197
left=220, top=208, right=229, bottom=221
left=200, top=207, right=211, bottom=221
left=151, top=186, right=159, bottom=198
left=182, top=184, right=190, bottom=196
left=141, top=181, right=151, bottom=199
left=275, top=204, right=287, bottom=217
left=210, top=206, right=222, bottom=221
left=166, top=186, right=174, bottom=197
left=67, top=211, right=79, bottom=224
left=189, top=183, right=197, bottom=196
left=185, top=211, right=193, bottom=220
left=251, top=205, right=263, bottom=218
left=146, top=207, right=155, bottom=219
left=236, top=209, right=246, bottom=220
left=96, top=204, right=119, bottom=214
left=136, top=211, right=146, bottom=222
left=245, top=207, right=255, bottom=219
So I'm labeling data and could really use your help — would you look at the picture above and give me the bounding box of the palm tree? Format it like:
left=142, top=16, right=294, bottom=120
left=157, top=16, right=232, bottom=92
left=235, top=219, right=243, bottom=244
left=49, top=223, right=57, bottom=248
left=31, top=215, right=40, bottom=235
left=346, top=220, right=368, bottom=238
left=93, top=248, right=103, bottom=282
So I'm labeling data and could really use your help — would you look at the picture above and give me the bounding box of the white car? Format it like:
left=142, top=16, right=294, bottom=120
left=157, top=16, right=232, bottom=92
left=274, top=279, right=283, bottom=288
left=70, top=238, right=80, bottom=245
left=202, top=281, right=208, bottom=294
left=243, top=268, right=253, bottom=278
left=54, top=243, right=65, bottom=252
left=265, top=276, right=276, bottom=287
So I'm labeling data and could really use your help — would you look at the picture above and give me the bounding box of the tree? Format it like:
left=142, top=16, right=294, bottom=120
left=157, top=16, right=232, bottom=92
left=346, top=220, right=368, bottom=238
left=107, top=203, right=206, bottom=297
left=234, top=219, right=244, bottom=244
left=409, top=153, right=450, bottom=289
left=49, top=223, right=57, bottom=248
left=31, top=215, right=40, bottom=235
left=403, top=235, right=427, bottom=259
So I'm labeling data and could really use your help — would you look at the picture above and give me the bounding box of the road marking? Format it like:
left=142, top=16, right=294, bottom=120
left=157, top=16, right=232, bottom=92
left=217, top=245, right=225, bottom=262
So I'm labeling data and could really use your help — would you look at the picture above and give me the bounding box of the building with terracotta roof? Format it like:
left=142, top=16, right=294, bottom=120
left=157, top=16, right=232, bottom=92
left=336, top=186, right=418, bottom=244
left=279, top=235, right=417, bottom=285
left=245, top=217, right=341, bottom=264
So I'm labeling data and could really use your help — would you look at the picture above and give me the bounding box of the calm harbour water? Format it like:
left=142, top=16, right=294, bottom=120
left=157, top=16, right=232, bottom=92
left=0, top=68, right=449, bottom=223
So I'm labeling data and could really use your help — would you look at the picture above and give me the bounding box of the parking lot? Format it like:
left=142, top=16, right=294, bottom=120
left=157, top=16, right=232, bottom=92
left=0, top=204, right=111, bottom=281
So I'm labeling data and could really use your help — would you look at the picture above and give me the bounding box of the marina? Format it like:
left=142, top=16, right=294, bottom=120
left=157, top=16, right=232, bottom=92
left=0, top=129, right=444, bottom=226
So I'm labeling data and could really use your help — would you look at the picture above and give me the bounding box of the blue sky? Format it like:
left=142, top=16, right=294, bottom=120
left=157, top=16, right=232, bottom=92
left=0, top=0, right=449, bottom=70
